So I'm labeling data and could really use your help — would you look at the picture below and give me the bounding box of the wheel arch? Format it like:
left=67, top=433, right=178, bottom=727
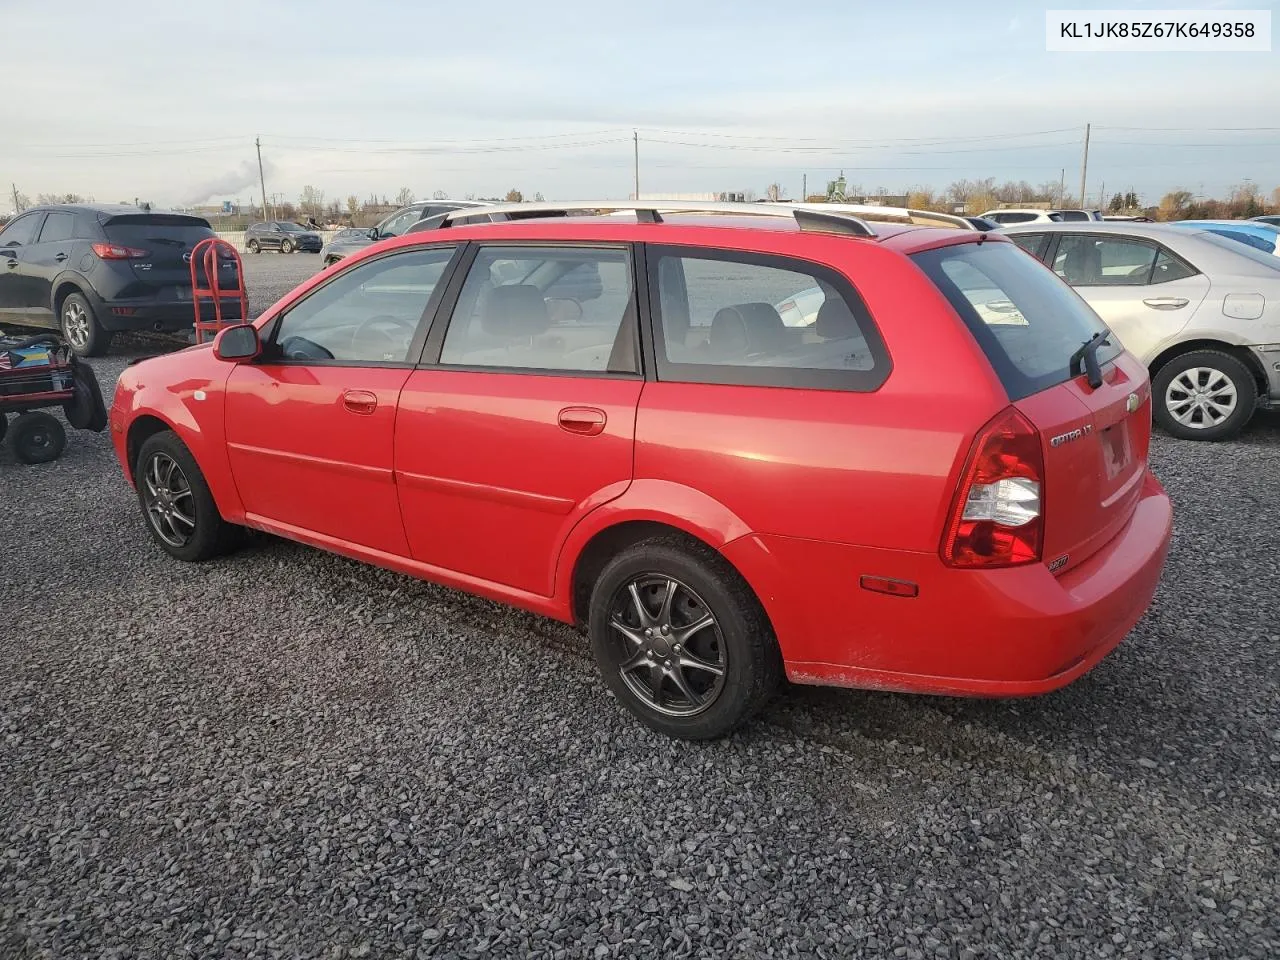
left=125, top=414, right=174, bottom=482
left=1148, top=338, right=1269, bottom=398
left=51, top=277, right=90, bottom=316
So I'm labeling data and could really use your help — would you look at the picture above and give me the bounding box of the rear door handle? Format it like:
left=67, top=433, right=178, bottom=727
left=1142, top=297, right=1189, bottom=310
left=557, top=406, right=606, bottom=436
left=54, top=253, right=68, bottom=263
left=342, top=389, right=378, bottom=415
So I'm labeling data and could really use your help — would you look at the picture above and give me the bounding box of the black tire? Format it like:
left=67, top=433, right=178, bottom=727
left=1152, top=349, right=1257, bottom=441
left=246, top=239, right=260, bottom=254
left=0, top=413, right=6, bottom=444
left=281, top=239, right=295, bottom=254
left=10, top=411, right=66, bottom=464
left=60, top=291, right=112, bottom=358
left=135, top=430, right=242, bottom=561
left=588, top=537, right=781, bottom=740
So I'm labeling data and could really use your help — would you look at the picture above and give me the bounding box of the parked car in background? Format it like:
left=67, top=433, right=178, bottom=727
left=319, top=200, right=490, bottom=266
left=0, top=203, right=242, bottom=356
left=983, top=209, right=1104, bottom=225
left=965, top=216, right=1000, bottom=231
left=1250, top=215, right=1280, bottom=227
left=245, top=221, right=323, bottom=254
left=110, top=199, right=1172, bottom=740
left=1167, top=219, right=1280, bottom=256
left=1002, top=221, right=1280, bottom=439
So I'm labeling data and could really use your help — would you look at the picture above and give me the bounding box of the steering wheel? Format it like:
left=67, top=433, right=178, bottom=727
left=350, top=314, right=416, bottom=360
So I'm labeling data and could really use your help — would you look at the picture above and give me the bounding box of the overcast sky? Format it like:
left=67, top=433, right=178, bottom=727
left=2, top=0, right=1277, bottom=212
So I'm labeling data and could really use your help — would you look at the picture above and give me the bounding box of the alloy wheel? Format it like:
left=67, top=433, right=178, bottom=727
left=608, top=575, right=726, bottom=717
left=62, top=299, right=91, bottom=350
left=1165, top=367, right=1238, bottom=429
left=142, top=452, right=197, bottom=547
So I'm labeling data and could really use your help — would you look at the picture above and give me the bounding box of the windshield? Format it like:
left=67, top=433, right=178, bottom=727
left=278, top=222, right=306, bottom=232
left=913, top=241, right=1121, bottom=400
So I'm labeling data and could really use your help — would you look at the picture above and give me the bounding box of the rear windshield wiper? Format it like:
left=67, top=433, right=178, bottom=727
left=1070, top=330, right=1111, bottom=388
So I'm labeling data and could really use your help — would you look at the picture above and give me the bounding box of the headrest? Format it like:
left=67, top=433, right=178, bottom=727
left=1062, top=242, right=1100, bottom=284
left=479, top=284, right=550, bottom=338
left=709, top=302, right=786, bottom=360
left=815, top=297, right=861, bottom=340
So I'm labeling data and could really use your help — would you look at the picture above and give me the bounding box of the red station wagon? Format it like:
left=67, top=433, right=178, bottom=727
left=110, top=202, right=1174, bottom=740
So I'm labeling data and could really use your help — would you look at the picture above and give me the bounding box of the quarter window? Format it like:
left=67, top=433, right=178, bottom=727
left=1052, top=235, right=1158, bottom=286
left=269, top=246, right=455, bottom=364
left=1009, top=233, right=1048, bottom=259
left=438, top=246, right=637, bottom=374
left=649, top=248, right=888, bottom=391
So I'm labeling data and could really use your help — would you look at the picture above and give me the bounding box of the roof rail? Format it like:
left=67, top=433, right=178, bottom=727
left=788, top=202, right=978, bottom=231
left=432, top=200, right=881, bottom=238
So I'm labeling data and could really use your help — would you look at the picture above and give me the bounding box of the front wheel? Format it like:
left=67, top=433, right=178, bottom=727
left=61, top=292, right=111, bottom=358
left=281, top=239, right=295, bottom=254
left=588, top=538, right=781, bottom=740
left=1152, top=349, right=1257, bottom=441
left=135, top=430, right=242, bottom=561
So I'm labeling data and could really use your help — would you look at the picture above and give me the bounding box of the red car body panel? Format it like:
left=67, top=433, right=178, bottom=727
left=110, top=215, right=1174, bottom=699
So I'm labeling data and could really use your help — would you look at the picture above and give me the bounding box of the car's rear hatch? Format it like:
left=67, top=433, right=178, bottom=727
left=913, top=239, right=1152, bottom=575
left=100, top=213, right=235, bottom=299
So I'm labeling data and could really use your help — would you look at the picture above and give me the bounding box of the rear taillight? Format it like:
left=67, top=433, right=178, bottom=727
left=91, top=242, right=148, bottom=260
left=942, top=407, right=1044, bottom=568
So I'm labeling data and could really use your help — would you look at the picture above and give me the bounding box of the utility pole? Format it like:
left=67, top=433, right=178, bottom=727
left=633, top=130, right=639, bottom=201
left=1098, top=180, right=1105, bottom=210
left=802, top=173, right=807, bottom=202
left=1058, top=168, right=1065, bottom=206
left=256, top=136, right=270, bottom=220
left=10, top=183, right=20, bottom=214
left=1078, top=123, right=1091, bottom=209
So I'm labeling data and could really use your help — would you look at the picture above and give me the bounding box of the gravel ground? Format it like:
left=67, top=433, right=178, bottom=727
left=2, top=255, right=1278, bottom=958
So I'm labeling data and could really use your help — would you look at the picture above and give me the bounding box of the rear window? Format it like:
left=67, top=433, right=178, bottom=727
left=1199, top=231, right=1280, bottom=270
left=103, top=214, right=214, bottom=247
left=912, top=241, right=1121, bottom=400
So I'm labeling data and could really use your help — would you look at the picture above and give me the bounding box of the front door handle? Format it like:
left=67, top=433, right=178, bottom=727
left=1143, top=297, right=1189, bottom=310
left=558, top=406, right=606, bottom=436
left=342, top=389, right=378, bottom=415
left=54, top=253, right=68, bottom=263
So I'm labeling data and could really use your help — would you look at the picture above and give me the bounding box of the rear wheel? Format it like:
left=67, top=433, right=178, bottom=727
left=246, top=239, right=260, bottom=254
left=588, top=537, right=781, bottom=740
left=1152, top=349, right=1257, bottom=441
left=281, top=239, right=295, bottom=254
left=135, top=430, right=241, bottom=561
left=9, top=411, right=66, bottom=464
left=61, top=292, right=111, bottom=358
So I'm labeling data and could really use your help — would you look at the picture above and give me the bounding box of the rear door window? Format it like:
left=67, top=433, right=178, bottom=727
left=912, top=241, right=1122, bottom=400
left=37, top=212, right=77, bottom=243
left=1051, top=235, right=1157, bottom=286
left=647, top=247, right=889, bottom=391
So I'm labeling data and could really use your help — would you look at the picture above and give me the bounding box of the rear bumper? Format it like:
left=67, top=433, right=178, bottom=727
left=89, top=293, right=246, bottom=333
left=723, top=470, right=1174, bottom=697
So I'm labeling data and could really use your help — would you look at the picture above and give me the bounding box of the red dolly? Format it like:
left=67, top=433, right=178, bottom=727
left=188, top=237, right=248, bottom=344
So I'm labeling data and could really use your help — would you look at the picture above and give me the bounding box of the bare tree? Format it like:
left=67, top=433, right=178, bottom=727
left=766, top=182, right=783, bottom=201
left=346, top=195, right=360, bottom=218
left=298, top=185, right=325, bottom=219
left=395, top=187, right=415, bottom=206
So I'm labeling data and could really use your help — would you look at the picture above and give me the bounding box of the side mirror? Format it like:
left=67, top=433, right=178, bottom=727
left=213, top=323, right=261, bottom=362
left=367, top=227, right=379, bottom=240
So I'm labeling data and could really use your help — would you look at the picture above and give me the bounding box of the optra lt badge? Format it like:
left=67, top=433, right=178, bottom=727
left=1050, top=424, right=1094, bottom=447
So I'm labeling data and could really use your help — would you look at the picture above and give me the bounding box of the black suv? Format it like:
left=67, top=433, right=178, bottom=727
left=0, top=204, right=243, bottom=357
left=244, top=221, right=323, bottom=254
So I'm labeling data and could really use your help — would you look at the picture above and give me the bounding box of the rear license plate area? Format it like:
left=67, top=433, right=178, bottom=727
left=1100, top=423, right=1132, bottom=480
